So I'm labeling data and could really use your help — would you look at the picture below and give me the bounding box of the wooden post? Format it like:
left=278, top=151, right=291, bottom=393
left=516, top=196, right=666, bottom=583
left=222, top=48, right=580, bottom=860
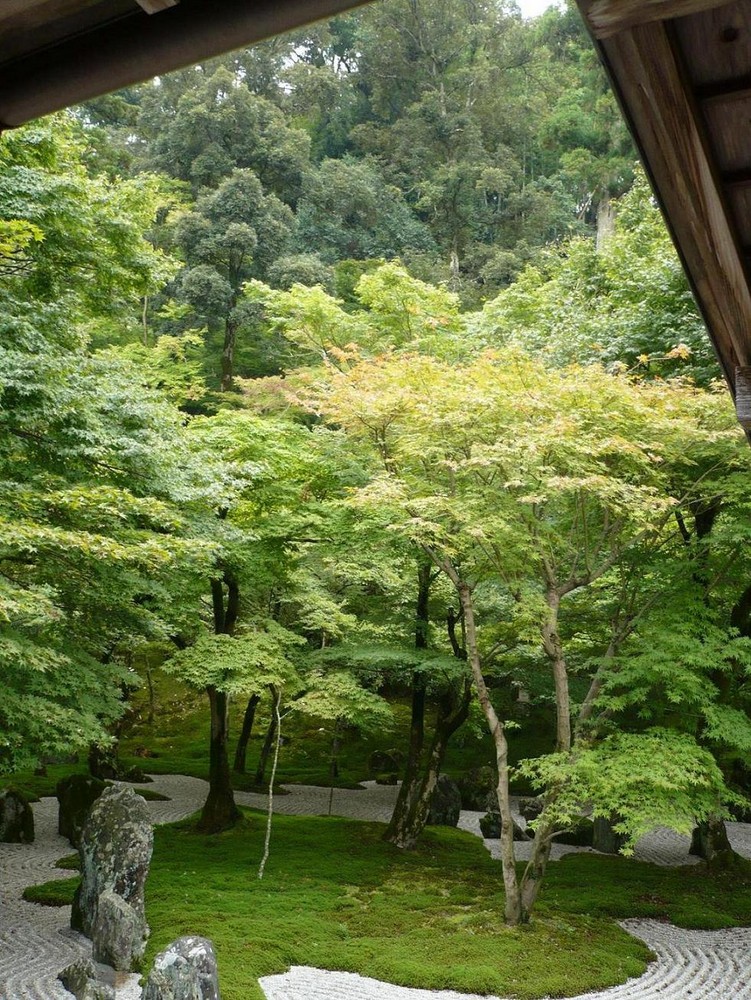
left=735, top=366, right=751, bottom=429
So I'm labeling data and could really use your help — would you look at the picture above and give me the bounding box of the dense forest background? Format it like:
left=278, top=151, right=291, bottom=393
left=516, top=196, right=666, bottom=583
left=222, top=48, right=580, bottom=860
left=5, top=0, right=751, bottom=921
left=73, top=0, right=647, bottom=385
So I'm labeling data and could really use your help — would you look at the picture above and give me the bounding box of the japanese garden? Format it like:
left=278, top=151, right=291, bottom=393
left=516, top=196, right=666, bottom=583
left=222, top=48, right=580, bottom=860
left=3, top=1, right=751, bottom=999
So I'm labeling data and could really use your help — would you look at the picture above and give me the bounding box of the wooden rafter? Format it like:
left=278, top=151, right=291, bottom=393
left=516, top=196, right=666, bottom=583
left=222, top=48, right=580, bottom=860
left=584, top=0, right=736, bottom=39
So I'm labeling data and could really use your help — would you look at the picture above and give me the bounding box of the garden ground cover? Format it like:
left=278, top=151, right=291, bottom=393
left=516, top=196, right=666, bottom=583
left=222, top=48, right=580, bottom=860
left=25, top=807, right=751, bottom=1000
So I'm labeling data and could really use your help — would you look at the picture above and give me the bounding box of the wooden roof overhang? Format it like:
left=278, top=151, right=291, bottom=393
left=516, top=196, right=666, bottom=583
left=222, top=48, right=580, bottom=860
left=576, top=0, right=751, bottom=428
left=0, top=0, right=372, bottom=131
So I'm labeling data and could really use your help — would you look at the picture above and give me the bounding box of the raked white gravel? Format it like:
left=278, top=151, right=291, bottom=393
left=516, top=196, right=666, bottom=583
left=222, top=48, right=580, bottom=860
left=2, top=773, right=751, bottom=1000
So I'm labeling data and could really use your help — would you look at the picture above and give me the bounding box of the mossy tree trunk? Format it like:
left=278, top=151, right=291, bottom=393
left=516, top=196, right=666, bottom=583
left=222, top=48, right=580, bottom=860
left=384, top=561, right=431, bottom=846
left=234, top=693, right=261, bottom=774
left=199, top=568, right=241, bottom=833
left=385, top=561, right=471, bottom=850
left=387, top=681, right=471, bottom=849
left=199, top=686, right=240, bottom=832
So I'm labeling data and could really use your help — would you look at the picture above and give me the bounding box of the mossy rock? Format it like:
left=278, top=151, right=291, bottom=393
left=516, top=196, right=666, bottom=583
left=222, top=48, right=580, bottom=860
left=0, top=789, right=34, bottom=843
left=57, top=774, right=106, bottom=848
left=457, top=765, right=496, bottom=810
left=375, top=772, right=399, bottom=785
left=368, top=749, right=404, bottom=776
left=557, top=817, right=594, bottom=847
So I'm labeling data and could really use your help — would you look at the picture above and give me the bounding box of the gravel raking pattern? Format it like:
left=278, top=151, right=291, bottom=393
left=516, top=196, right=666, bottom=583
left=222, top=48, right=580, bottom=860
left=3, top=773, right=751, bottom=999
left=0, top=797, right=90, bottom=1000
left=260, top=921, right=751, bottom=1000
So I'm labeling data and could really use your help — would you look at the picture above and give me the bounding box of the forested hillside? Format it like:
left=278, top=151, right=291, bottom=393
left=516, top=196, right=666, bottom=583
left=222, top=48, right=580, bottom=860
left=4, top=0, right=751, bottom=931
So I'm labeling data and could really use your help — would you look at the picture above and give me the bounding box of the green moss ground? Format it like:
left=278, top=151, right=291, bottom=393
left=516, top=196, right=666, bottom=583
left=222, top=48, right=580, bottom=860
left=24, top=808, right=751, bottom=1000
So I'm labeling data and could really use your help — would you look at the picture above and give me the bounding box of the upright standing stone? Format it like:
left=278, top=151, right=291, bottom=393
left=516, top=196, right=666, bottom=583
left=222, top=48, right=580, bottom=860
left=57, top=774, right=106, bottom=848
left=427, top=774, right=461, bottom=827
left=71, top=784, right=153, bottom=971
left=142, top=937, right=221, bottom=1000
left=0, top=789, right=34, bottom=843
left=592, top=814, right=627, bottom=855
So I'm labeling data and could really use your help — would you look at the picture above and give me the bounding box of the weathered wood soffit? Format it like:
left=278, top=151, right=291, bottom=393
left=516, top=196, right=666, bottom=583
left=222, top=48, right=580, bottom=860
left=576, top=0, right=751, bottom=429
left=0, top=0, right=371, bottom=131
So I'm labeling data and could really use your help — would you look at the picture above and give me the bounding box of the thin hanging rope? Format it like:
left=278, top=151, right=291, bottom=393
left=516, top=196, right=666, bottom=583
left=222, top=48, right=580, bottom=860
left=258, top=696, right=282, bottom=880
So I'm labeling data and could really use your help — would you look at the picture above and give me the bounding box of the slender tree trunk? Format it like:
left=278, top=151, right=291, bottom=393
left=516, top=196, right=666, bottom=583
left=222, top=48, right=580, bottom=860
left=542, top=589, right=571, bottom=752
left=220, top=312, right=238, bottom=392
left=145, top=656, right=156, bottom=727
left=255, top=686, right=280, bottom=787
left=384, top=561, right=430, bottom=845
left=449, top=238, right=460, bottom=292
left=595, top=191, right=616, bottom=250
left=234, top=693, right=261, bottom=774
left=384, top=683, right=426, bottom=844
left=198, top=568, right=241, bottom=831
left=458, top=582, right=522, bottom=925
left=392, top=682, right=472, bottom=849
left=328, top=719, right=341, bottom=816
left=198, top=687, right=240, bottom=833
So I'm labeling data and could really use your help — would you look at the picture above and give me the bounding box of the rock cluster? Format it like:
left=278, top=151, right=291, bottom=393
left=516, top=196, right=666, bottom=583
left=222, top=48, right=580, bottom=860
left=71, top=784, right=153, bottom=971
left=457, top=765, right=496, bottom=810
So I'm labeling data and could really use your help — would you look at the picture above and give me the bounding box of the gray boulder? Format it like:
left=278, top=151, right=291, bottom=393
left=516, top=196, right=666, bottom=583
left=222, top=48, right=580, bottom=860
left=368, top=749, right=404, bottom=776
left=71, top=784, right=153, bottom=972
left=58, top=959, right=114, bottom=1000
left=479, top=793, right=529, bottom=840
left=518, top=796, right=544, bottom=823
left=457, top=766, right=496, bottom=810
left=427, top=774, right=461, bottom=827
left=142, top=936, right=221, bottom=1000
left=0, top=789, right=34, bottom=843
left=592, top=814, right=627, bottom=855
left=57, top=774, right=106, bottom=848
left=93, top=889, right=144, bottom=970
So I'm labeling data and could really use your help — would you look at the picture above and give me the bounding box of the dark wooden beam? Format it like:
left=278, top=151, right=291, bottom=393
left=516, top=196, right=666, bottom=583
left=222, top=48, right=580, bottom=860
left=696, top=75, right=751, bottom=101
left=588, top=17, right=751, bottom=394
left=584, top=0, right=737, bottom=40
left=0, top=0, right=373, bottom=129
left=722, top=168, right=751, bottom=188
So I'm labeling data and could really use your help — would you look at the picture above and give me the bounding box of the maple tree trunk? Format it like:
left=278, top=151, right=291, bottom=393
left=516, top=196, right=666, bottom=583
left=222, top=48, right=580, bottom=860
left=458, top=583, right=522, bottom=925
left=542, top=589, right=571, bottom=752
left=198, top=687, right=240, bottom=833
left=234, top=693, right=261, bottom=774
left=220, top=313, right=238, bottom=392
left=385, top=562, right=430, bottom=845
left=389, top=683, right=472, bottom=850
left=384, top=681, right=426, bottom=845
left=255, top=686, right=280, bottom=787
